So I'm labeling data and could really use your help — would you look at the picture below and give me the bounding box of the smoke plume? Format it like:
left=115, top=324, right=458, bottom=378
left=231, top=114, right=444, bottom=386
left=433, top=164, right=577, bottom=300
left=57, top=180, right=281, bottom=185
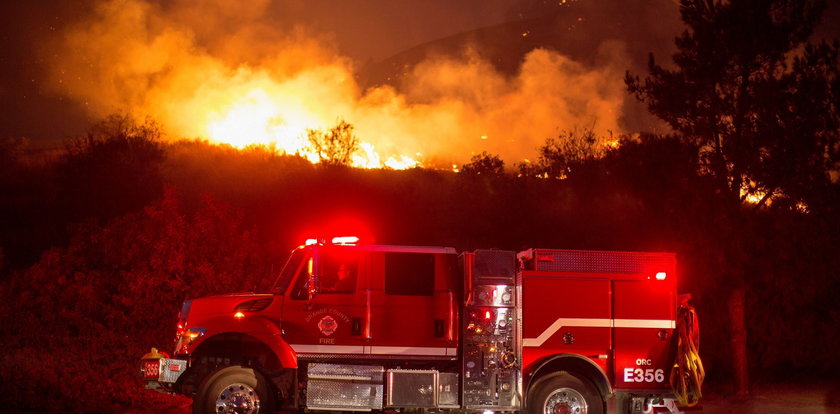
left=44, top=0, right=632, bottom=167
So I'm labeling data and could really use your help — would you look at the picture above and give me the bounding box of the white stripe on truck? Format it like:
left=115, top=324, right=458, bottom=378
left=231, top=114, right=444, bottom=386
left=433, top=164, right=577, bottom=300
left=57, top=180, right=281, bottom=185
left=523, top=318, right=675, bottom=347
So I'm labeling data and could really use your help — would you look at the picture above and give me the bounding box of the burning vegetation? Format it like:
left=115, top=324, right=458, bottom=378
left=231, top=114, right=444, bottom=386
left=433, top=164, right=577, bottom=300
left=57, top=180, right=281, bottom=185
left=43, top=0, right=630, bottom=169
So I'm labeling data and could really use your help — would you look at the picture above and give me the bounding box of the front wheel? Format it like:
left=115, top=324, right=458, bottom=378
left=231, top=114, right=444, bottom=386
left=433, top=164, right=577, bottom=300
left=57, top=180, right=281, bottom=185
left=528, top=372, right=604, bottom=414
left=193, top=365, right=274, bottom=414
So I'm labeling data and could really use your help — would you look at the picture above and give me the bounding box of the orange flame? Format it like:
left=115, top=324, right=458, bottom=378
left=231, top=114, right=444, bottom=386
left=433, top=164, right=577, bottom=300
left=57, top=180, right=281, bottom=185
left=204, top=87, right=420, bottom=169
left=44, top=0, right=631, bottom=170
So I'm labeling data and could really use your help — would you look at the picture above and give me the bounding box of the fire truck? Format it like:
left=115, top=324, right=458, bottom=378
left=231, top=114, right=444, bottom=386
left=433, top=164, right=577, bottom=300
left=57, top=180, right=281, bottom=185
left=141, top=237, right=703, bottom=414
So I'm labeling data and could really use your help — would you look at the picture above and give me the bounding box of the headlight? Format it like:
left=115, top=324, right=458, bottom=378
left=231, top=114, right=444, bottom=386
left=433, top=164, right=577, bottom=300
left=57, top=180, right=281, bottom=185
left=175, top=327, right=207, bottom=355
left=185, top=327, right=207, bottom=343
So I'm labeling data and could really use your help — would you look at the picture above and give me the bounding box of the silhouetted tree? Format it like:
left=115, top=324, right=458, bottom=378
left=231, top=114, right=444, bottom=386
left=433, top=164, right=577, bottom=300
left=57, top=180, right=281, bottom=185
left=518, top=128, right=602, bottom=179
left=306, top=119, right=359, bottom=167
left=461, top=151, right=505, bottom=175
left=626, top=0, right=839, bottom=395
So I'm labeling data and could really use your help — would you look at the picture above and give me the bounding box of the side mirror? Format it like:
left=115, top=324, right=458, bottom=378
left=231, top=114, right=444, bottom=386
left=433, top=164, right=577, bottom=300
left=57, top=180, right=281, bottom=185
left=306, top=271, right=318, bottom=309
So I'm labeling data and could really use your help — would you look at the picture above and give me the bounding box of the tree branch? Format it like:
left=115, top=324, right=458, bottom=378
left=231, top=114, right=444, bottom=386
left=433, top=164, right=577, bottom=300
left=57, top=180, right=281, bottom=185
left=752, top=188, right=776, bottom=211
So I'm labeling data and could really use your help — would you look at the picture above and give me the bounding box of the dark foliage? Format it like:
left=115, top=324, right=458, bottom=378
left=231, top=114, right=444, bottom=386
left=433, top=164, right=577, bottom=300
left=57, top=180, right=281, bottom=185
left=625, top=0, right=840, bottom=393
left=1, top=116, right=166, bottom=270
left=516, top=128, right=606, bottom=180
left=0, top=187, right=268, bottom=412
left=58, top=114, right=166, bottom=222
left=0, top=137, right=57, bottom=268
left=461, top=151, right=505, bottom=176
left=626, top=0, right=838, bottom=211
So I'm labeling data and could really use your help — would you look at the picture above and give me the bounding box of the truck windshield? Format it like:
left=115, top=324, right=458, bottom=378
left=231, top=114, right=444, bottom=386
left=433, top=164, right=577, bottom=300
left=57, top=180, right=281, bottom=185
left=272, top=247, right=306, bottom=294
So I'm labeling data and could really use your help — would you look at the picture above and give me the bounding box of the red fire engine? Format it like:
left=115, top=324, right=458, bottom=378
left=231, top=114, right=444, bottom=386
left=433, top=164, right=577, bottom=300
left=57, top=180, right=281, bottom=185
left=141, top=237, right=703, bottom=414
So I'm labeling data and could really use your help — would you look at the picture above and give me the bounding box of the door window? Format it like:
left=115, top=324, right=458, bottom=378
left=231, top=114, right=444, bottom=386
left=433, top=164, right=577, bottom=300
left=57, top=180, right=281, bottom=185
left=384, top=252, right=435, bottom=296
left=320, top=248, right=359, bottom=294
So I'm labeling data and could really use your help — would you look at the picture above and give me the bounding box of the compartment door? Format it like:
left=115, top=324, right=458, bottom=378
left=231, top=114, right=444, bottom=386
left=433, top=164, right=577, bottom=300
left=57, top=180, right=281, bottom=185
left=521, top=275, right=612, bottom=354
left=612, top=279, right=676, bottom=390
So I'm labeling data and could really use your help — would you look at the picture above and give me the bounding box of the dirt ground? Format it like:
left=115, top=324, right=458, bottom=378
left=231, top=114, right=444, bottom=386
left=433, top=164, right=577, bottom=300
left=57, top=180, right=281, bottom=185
left=696, top=382, right=840, bottom=414
left=136, top=383, right=840, bottom=414
left=11, top=382, right=836, bottom=413
left=139, top=382, right=840, bottom=414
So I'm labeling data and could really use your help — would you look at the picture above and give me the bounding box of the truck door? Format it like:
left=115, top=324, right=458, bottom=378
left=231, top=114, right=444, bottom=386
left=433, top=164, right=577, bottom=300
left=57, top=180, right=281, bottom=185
left=281, top=246, right=369, bottom=355
left=367, top=249, right=459, bottom=357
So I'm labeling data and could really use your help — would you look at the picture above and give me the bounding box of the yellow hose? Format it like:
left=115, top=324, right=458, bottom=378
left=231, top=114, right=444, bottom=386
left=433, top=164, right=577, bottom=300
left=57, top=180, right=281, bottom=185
left=670, top=297, right=705, bottom=407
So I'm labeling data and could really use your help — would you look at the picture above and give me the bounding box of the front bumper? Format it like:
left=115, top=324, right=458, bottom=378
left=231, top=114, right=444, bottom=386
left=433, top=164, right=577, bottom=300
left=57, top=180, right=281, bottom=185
left=141, top=356, right=189, bottom=392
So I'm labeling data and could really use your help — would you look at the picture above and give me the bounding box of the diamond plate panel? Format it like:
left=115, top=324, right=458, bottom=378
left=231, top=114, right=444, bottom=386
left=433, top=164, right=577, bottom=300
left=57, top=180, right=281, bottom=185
left=159, top=358, right=187, bottom=383
left=306, top=364, right=384, bottom=411
left=528, top=249, right=675, bottom=274
left=438, top=372, right=459, bottom=408
left=386, top=369, right=437, bottom=407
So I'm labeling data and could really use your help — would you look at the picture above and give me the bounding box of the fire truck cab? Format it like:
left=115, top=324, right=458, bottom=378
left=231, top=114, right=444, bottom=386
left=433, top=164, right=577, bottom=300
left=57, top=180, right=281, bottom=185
left=141, top=238, right=702, bottom=414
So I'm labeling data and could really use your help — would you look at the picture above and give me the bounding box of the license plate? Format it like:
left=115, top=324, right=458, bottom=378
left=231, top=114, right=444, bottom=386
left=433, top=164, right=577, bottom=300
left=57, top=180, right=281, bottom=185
left=143, top=360, right=160, bottom=379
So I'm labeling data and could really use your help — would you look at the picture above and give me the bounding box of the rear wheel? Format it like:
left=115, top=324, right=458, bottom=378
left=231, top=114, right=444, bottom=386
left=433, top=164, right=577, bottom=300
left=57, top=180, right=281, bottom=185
left=193, top=366, right=274, bottom=414
left=528, top=372, right=604, bottom=414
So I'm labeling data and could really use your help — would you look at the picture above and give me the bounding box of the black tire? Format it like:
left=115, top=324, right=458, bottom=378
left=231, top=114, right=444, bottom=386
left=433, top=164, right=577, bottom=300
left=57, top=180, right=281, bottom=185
left=193, top=365, right=274, bottom=414
left=528, top=372, right=604, bottom=414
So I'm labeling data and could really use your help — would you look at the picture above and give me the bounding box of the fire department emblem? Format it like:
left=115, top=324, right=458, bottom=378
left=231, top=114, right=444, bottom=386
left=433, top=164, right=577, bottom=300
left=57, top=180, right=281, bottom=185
left=318, top=315, right=337, bottom=336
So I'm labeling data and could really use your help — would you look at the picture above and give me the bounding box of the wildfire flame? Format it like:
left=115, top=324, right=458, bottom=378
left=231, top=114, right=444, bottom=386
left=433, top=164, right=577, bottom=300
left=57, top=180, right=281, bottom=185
left=205, top=88, right=420, bottom=169
left=44, top=0, right=631, bottom=170
left=206, top=88, right=306, bottom=150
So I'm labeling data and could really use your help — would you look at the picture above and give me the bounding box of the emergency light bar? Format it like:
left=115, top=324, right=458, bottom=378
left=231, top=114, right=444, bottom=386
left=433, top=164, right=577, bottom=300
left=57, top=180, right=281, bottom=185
left=303, top=236, right=360, bottom=246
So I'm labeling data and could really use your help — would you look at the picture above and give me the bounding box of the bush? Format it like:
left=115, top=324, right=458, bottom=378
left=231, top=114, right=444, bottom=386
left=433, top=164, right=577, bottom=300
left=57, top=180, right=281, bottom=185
left=0, top=187, right=270, bottom=412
